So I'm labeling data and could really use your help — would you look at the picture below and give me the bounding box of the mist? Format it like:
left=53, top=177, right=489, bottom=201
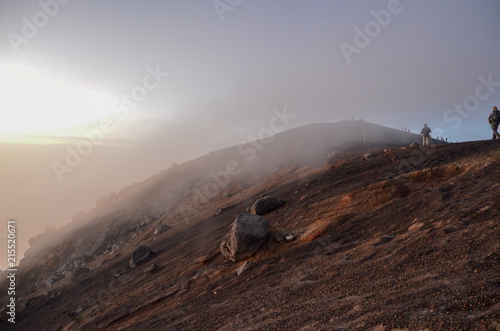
left=1, top=1, right=500, bottom=269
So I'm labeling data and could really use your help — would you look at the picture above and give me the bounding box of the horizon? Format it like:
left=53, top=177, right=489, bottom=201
left=1, top=1, right=500, bottom=270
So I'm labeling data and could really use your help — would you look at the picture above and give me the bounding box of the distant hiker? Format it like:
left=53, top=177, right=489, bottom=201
left=488, top=106, right=500, bottom=140
left=420, top=123, right=431, bottom=146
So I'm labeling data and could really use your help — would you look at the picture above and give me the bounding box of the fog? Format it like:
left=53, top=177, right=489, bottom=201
left=0, top=1, right=499, bottom=269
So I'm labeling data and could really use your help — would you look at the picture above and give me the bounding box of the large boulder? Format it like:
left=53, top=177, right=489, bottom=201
left=220, top=214, right=270, bottom=262
left=250, top=196, right=283, bottom=215
left=130, top=246, right=152, bottom=268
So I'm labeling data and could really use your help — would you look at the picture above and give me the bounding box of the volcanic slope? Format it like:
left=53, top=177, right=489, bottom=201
left=2, top=123, right=499, bottom=330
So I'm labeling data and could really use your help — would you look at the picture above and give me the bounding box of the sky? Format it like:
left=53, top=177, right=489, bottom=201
left=0, top=0, right=499, bottom=269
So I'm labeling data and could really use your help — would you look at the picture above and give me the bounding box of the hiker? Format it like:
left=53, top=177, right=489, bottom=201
left=488, top=106, right=500, bottom=140
left=420, top=123, right=431, bottom=146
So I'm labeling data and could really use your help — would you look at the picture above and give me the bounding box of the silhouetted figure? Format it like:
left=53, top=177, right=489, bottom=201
left=420, top=123, right=431, bottom=146
left=446, top=137, right=448, bottom=142
left=488, top=106, right=500, bottom=140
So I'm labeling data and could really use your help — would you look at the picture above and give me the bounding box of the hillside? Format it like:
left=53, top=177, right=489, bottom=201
left=1, top=122, right=499, bottom=330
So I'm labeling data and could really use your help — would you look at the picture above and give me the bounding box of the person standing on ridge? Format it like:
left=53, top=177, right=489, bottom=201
left=488, top=106, right=500, bottom=140
left=420, top=123, right=431, bottom=146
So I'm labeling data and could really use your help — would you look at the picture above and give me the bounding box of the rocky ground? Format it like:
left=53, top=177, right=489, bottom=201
left=1, top=130, right=499, bottom=330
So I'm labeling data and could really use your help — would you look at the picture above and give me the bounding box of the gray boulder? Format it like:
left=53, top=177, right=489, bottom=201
left=130, top=246, right=152, bottom=268
left=220, top=214, right=270, bottom=262
left=250, top=196, right=282, bottom=215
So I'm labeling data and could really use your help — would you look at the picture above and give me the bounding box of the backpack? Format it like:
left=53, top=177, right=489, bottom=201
left=493, top=110, right=500, bottom=122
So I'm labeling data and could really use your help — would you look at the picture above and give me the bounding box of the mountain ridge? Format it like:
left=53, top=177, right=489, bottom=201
left=2, top=121, right=498, bottom=330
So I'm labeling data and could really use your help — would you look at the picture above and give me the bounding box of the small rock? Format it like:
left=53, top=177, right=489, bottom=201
left=236, top=261, right=254, bottom=276
left=250, top=196, right=283, bottom=215
left=273, top=231, right=286, bottom=243
left=144, top=263, right=159, bottom=274
left=71, top=267, right=90, bottom=282
left=216, top=207, right=228, bottom=215
left=130, top=246, right=152, bottom=268
left=68, top=304, right=86, bottom=317
left=154, top=225, right=170, bottom=235
left=409, top=142, right=419, bottom=148
left=285, top=234, right=295, bottom=242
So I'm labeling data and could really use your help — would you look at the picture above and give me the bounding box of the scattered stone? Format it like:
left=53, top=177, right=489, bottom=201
left=220, top=214, right=270, bottom=262
left=71, top=266, right=90, bottom=282
left=364, top=153, right=374, bottom=160
left=273, top=230, right=295, bottom=243
left=273, top=231, right=286, bottom=243
left=250, top=196, right=283, bottom=215
left=236, top=261, right=254, bottom=276
left=409, top=142, right=419, bottom=148
left=67, top=304, right=86, bottom=317
left=130, top=246, right=152, bottom=268
left=216, top=207, right=228, bottom=215
left=306, top=180, right=317, bottom=187
left=154, top=225, right=170, bottom=235
left=144, top=263, right=159, bottom=274
left=45, top=275, right=61, bottom=287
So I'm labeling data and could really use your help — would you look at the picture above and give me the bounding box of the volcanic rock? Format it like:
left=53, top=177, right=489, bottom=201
left=220, top=214, right=270, bottom=262
left=130, top=246, right=152, bottom=268
left=250, top=196, right=282, bottom=215
left=154, top=225, right=170, bottom=235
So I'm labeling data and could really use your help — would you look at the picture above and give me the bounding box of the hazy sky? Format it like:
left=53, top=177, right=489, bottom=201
left=0, top=1, right=499, bottom=268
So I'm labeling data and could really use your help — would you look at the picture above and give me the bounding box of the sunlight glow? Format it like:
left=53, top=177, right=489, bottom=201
left=0, top=65, right=115, bottom=138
